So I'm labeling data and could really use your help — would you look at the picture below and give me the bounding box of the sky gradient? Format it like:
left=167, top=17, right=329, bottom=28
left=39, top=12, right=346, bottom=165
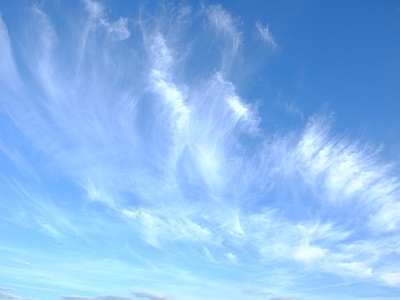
left=1, top=1, right=400, bottom=300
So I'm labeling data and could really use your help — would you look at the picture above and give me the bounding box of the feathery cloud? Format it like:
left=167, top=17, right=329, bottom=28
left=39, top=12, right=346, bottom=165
left=0, top=1, right=399, bottom=300
left=132, top=292, right=171, bottom=300
left=255, top=21, right=277, bottom=49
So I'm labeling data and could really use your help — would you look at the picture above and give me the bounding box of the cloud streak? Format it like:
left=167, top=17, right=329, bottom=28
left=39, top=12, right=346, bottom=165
left=255, top=21, right=277, bottom=49
left=0, top=291, right=21, bottom=300
left=133, top=292, right=171, bottom=300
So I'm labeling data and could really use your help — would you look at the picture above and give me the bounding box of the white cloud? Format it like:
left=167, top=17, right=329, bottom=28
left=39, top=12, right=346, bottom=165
left=61, top=296, right=135, bottom=300
left=101, top=17, right=131, bottom=41
left=228, top=96, right=248, bottom=118
left=380, top=272, right=400, bottom=287
left=83, top=0, right=104, bottom=20
left=1, top=1, right=400, bottom=297
left=243, top=288, right=272, bottom=298
left=369, top=200, right=400, bottom=232
left=28, top=5, right=59, bottom=97
left=225, top=252, right=238, bottom=264
left=0, top=14, right=20, bottom=91
left=292, top=118, right=400, bottom=233
left=99, top=297, right=135, bottom=300
left=336, top=262, right=373, bottom=278
left=255, top=21, right=277, bottom=49
left=132, top=292, right=171, bottom=300
left=62, top=297, right=93, bottom=300
left=293, top=243, right=326, bottom=263
left=203, top=247, right=215, bottom=262
left=0, top=291, right=21, bottom=300
left=13, top=259, right=35, bottom=267
left=204, top=5, right=242, bottom=71
left=148, top=33, right=190, bottom=136
left=122, top=207, right=215, bottom=247
left=284, top=101, right=303, bottom=120
left=206, top=5, right=241, bottom=52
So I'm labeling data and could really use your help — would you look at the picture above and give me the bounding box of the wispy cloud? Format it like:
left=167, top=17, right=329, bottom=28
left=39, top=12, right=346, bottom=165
left=83, top=0, right=104, bottom=19
left=0, top=290, right=21, bottom=300
left=204, top=5, right=242, bottom=71
left=255, top=21, right=277, bottom=49
left=206, top=5, right=242, bottom=51
left=243, top=288, right=272, bottom=298
left=13, top=259, right=36, bottom=267
left=0, top=14, right=20, bottom=91
left=61, top=296, right=135, bottom=300
left=1, top=1, right=400, bottom=299
left=83, top=0, right=131, bottom=42
left=132, top=292, right=171, bottom=300
left=61, top=297, right=92, bottom=300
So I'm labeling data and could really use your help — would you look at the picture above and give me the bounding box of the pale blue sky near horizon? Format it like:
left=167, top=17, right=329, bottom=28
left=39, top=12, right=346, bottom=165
left=1, top=1, right=400, bottom=300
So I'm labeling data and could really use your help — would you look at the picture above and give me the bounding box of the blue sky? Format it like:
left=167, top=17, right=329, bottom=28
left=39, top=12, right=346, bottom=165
left=0, top=1, right=400, bottom=299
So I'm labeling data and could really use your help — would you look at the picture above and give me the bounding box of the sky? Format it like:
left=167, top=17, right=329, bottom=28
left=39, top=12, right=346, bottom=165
left=0, top=1, right=400, bottom=299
